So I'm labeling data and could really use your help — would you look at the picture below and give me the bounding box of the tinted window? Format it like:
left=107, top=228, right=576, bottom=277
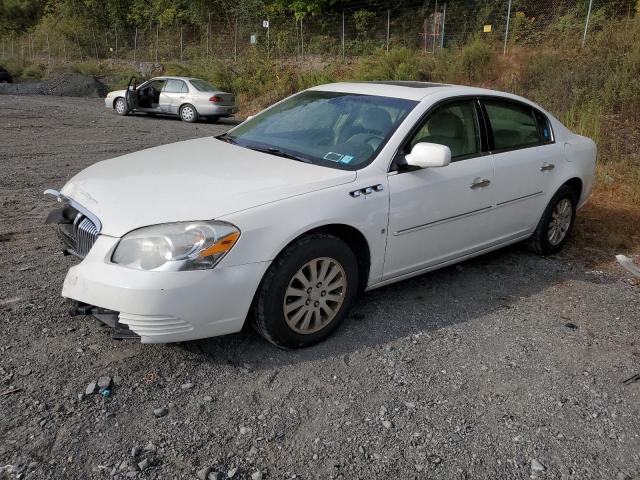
left=190, top=79, right=217, bottom=92
left=408, top=100, right=480, bottom=159
left=225, top=91, right=417, bottom=170
left=164, top=79, right=187, bottom=93
left=484, top=100, right=542, bottom=150
left=535, top=110, right=552, bottom=143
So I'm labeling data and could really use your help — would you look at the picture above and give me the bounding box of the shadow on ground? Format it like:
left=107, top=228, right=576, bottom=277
left=182, top=241, right=602, bottom=369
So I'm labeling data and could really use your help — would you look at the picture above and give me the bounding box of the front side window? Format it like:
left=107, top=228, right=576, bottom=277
left=223, top=91, right=417, bottom=170
left=164, top=79, right=187, bottom=93
left=484, top=99, right=544, bottom=151
left=407, top=100, right=481, bottom=159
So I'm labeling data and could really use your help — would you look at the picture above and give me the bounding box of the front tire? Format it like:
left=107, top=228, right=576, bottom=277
left=114, top=97, right=128, bottom=116
left=253, top=234, right=359, bottom=349
left=179, top=104, right=199, bottom=123
left=527, top=185, right=577, bottom=255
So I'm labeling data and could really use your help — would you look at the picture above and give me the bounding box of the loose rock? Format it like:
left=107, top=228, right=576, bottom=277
left=153, top=407, right=168, bottom=418
left=530, top=459, right=545, bottom=472
left=197, top=466, right=212, bottom=480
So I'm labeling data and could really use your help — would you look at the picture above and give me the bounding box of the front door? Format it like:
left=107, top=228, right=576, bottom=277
left=383, top=99, right=496, bottom=280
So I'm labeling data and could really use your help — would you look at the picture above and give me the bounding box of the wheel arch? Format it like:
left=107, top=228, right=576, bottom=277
left=113, top=96, right=124, bottom=108
left=270, top=223, right=371, bottom=294
left=562, top=177, right=583, bottom=202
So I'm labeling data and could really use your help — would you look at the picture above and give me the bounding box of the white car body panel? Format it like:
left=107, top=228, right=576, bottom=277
left=55, top=82, right=596, bottom=343
left=60, top=137, right=356, bottom=238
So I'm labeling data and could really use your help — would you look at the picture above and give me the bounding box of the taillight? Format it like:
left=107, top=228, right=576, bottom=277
left=209, top=95, right=224, bottom=103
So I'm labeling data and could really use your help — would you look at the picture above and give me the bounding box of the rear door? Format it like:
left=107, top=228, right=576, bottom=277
left=481, top=97, right=561, bottom=241
left=160, top=79, right=188, bottom=114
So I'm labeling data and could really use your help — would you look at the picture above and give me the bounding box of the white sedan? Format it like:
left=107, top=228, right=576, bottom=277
left=104, top=76, right=236, bottom=122
left=47, top=81, right=596, bottom=348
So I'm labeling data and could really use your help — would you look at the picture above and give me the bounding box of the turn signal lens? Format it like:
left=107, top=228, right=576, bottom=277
left=199, top=231, right=240, bottom=258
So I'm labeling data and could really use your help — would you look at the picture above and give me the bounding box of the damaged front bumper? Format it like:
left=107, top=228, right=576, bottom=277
left=60, top=235, right=270, bottom=344
left=69, top=301, right=139, bottom=340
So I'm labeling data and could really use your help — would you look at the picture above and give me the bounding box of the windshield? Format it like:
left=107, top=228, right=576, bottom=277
left=190, top=79, right=218, bottom=92
left=223, top=90, right=417, bottom=170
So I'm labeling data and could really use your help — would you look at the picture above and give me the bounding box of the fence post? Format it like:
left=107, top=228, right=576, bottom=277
left=582, top=0, right=594, bottom=47
left=341, top=11, right=345, bottom=59
left=155, top=24, right=159, bottom=62
left=133, top=26, right=138, bottom=62
left=234, top=18, right=238, bottom=62
left=207, top=12, right=211, bottom=59
left=300, top=17, right=304, bottom=59
left=441, top=3, right=446, bottom=49
left=386, top=10, right=390, bottom=54
left=46, top=33, right=50, bottom=63
left=503, top=0, right=512, bottom=55
left=432, top=0, right=438, bottom=54
left=180, top=24, right=183, bottom=61
left=91, top=28, right=98, bottom=60
left=422, top=18, right=427, bottom=54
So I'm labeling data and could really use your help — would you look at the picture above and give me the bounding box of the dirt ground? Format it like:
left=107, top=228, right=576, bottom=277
left=1, top=94, right=639, bottom=480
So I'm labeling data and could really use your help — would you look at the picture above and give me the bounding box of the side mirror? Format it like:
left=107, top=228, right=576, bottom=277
left=405, top=142, right=451, bottom=169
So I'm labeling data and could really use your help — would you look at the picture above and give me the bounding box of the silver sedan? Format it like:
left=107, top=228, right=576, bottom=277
left=104, top=76, right=236, bottom=123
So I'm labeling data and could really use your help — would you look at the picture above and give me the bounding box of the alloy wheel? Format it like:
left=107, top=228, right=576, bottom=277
left=115, top=99, right=126, bottom=114
left=282, top=257, right=347, bottom=335
left=548, top=198, right=572, bottom=245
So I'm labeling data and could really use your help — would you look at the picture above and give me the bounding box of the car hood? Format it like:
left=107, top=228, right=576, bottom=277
left=108, top=89, right=127, bottom=97
left=59, top=137, right=356, bottom=237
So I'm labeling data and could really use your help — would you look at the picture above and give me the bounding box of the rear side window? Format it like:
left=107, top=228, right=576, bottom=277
left=164, top=79, right=188, bottom=93
left=483, top=99, right=544, bottom=151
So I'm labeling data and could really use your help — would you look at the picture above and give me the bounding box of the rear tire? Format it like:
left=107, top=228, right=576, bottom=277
left=114, top=97, right=128, bottom=116
left=527, top=185, right=577, bottom=255
left=253, top=233, right=359, bottom=349
left=179, top=104, right=199, bottom=123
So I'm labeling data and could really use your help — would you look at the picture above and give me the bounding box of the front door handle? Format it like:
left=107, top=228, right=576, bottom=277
left=540, top=163, right=555, bottom=171
left=470, top=178, right=491, bottom=189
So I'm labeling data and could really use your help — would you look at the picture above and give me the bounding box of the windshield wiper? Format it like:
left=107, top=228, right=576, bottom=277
left=216, top=133, right=237, bottom=144
left=247, top=146, right=312, bottom=163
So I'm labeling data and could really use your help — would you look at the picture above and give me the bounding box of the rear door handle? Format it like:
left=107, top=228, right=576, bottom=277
left=540, top=163, right=555, bottom=171
left=470, top=178, right=491, bottom=189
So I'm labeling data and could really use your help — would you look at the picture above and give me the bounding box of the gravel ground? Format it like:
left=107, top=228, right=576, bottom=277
left=1, top=94, right=639, bottom=480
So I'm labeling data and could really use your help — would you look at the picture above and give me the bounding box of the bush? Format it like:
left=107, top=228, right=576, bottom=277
left=456, top=38, right=493, bottom=82
left=21, top=63, right=46, bottom=80
left=353, top=47, right=432, bottom=81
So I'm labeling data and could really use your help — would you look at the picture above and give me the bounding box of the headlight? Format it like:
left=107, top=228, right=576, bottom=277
left=111, top=221, right=240, bottom=271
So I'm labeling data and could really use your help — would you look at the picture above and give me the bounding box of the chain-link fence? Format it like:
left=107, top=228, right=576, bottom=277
left=0, top=0, right=636, bottom=64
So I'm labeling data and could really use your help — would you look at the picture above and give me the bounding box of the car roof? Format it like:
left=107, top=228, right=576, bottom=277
left=309, top=81, right=517, bottom=102
left=151, top=76, right=206, bottom=82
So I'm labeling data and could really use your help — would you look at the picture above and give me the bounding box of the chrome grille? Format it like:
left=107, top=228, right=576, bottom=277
left=72, top=215, right=99, bottom=258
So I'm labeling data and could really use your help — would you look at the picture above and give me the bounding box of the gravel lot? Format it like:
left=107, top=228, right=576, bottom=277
left=1, top=94, right=639, bottom=480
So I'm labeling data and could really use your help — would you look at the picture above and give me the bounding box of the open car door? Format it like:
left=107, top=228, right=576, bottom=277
left=125, top=76, right=138, bottom=111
